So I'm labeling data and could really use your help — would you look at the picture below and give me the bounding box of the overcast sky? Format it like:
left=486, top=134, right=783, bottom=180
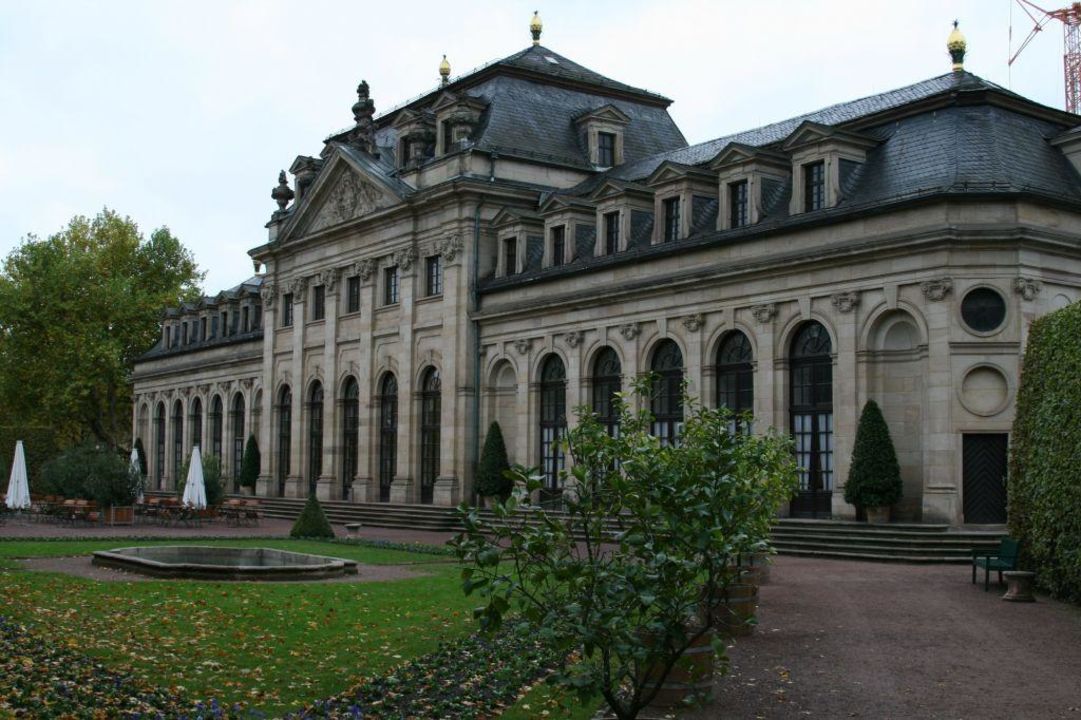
left=0, top=0, right=1067, bottom=292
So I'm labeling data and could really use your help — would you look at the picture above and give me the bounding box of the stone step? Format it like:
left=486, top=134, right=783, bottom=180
left=770, top=531, right=1001, bottom=548
left=769, top=547, right=974, bottom=564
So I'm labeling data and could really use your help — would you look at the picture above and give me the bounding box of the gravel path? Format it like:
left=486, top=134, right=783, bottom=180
left=680, top=556, right=1081, bottom=720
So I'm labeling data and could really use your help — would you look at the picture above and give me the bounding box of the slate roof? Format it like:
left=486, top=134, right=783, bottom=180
left=492, top=45, right=670, bottom=104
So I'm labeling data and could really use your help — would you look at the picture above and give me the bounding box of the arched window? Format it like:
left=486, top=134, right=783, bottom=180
left=378, top=374, right=398, bottom=502
left=419, top=368, right=442, bottom=504
left=210, top=395, right=223, bottom=461
left=341, top=378, right=359, bottom=500
left=307, top=382, right=324, bottom=497
left=538, top=355, right=567, bottom=501
left=716, top=331, right=754, bottom=431
left=231, top=393, right=245, bottom=492
left=171, top=400, right=184, bottom=488
left=790, top=322, right=834, bottom=518
left=189, top=397, right=203, bottom=453
left=591, top=348, right=622, bottom=437
left=650, top=340, right=684, bottom=445
left=155, top=402, right=166, bottom=489
left=277, top=386, right=292, bottom=497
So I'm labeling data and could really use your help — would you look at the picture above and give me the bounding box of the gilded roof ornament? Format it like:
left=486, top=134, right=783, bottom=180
left=947, top=20, right=966, bottom=72
left=530, top=10, right=543, bottom=46
left=439, top=55, right=451, bottom=86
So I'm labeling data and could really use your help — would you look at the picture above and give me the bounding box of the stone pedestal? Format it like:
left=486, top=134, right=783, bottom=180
left=1002, top=571, right=1036, bottom=602
left=315, top=474, right=336, bottom=502
left=255, top=474, right=274, bottom=497
left=286, top=475, right=305, bottom=498
left=433, top=476, right=460, bottom=506
left=389, top=477, right=415, bottom=504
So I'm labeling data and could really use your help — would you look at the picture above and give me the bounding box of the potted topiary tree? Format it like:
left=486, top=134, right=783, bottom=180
left=476, top=422, right=511, bottom=506
left=844, top=400, right=903, bottom=524
left=238, top=435, right=260, bottom=495
left=79, top=445, right=138, bottom=525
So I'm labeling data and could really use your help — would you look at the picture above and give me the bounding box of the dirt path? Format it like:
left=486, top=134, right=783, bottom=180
left=679, top=557, right=1081, bottom=720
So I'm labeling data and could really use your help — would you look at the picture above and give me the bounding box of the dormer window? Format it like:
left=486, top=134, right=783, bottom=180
left=399, top=140, right=412, bottom=167
left=201, top=317, right=208, bottom=340
left=550, top=225, right=566, bottom=267
left=662, top=197, right=681, bottom=242
left=575, top=104, right=630, bottom=168
left=728, top=180, right=749, bottom=228
left=803, top=161, right=825, bottom=212
left=598, top=132, right=616, bottom=167
left=504, top=237, right=518, bottom=276
left=603, top=211, right=620, bottom=254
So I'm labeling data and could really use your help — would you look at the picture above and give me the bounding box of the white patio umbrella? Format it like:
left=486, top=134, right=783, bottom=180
left=181, top=445, right=207, bottom=509
left=129, top=446, right=144, bottom=503
left=5, top=440, right=31, bottom=510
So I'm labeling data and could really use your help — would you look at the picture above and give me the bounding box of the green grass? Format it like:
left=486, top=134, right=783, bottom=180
left=0, top=538, right=474, bottom=716
left=500, top=679, right=601, bottom=719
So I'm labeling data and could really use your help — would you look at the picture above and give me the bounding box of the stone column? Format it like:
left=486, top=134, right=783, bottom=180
left=317, top=270, right=340, bottom=501
left=257, top=282, right=277, bottom=497
left=353, top=261, right=376, bottom=503
left=830, top=292, right=860, bottom=520
left=390, top=250, right=417, bottom=504
left=748, top=304, right=778, bottom=432
left=919, top=278, right=959, bottom=523
left=288, top=278, right=307, bottom=497
left=435, top=237, right=465, bottom=506
left=681, top=313, right=705, bottom=400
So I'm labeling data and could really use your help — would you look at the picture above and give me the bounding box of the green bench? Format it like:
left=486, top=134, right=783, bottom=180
left=972, top=537, right=1020, bottom=591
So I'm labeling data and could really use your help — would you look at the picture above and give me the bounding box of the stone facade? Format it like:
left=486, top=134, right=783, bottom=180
left=132, top=30, right=1081, bottom=525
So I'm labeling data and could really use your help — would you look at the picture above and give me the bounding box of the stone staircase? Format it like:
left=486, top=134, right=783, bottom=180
left=243, top=497, right=1004, bottom=564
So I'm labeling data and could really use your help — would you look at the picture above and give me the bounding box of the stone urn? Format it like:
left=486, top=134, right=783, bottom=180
left=865, top=506, right=890, bottom=524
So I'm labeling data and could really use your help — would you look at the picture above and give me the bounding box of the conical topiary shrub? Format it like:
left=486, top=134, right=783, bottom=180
left=476, top=421, right=512, bottom=500
left=239, top=435, right=260, bottom=489
left=844, top=400, right=903, bottom=513
left=290, top=494, right=335, bottom=538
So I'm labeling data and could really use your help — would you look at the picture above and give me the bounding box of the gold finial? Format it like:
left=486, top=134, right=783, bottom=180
left=530, top=10, right=543, bottom=46
left=947, top=19, right=967, bottom=72
left=439, top=54, right=451, bottom=86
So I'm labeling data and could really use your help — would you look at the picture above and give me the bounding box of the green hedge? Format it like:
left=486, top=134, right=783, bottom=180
left=1009, top=300, right=1081, bottom=603
left=290, top=494, right=335, bottom=539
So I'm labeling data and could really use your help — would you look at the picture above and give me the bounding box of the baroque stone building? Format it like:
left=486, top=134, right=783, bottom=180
left=132, top=18, right=1081, bottom=524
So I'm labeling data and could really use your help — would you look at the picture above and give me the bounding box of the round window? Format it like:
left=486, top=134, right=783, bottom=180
left=961, top=287, right=1007, bottom=333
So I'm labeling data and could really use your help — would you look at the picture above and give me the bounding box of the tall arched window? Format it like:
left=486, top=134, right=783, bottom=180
left=210, top=395, right=223, bottom=461
left=790, top=321, right=834, bottom=518
left=171, top=400, right=184, bottom=487
left=155, top=402, right=166, bottom=489
left=307, top=382, right=324, bottom=497
left=378, top=374, right=398, bottom=502
left=591, top=347, right=622, bottom=437
left=419, top=367, right=441, bottom=504
left=341, top=378, right=359, bottom=499
left=231, top=393, right=245, bottom=492
left=277, top=386, right=292, bottom=497
left=650, top=340, right=684, bottom=445
left=716, top=331, right=754, bottom=431
left=190, top=397, right=203, bottom=452
left=538, top=355, right=567, bottom=501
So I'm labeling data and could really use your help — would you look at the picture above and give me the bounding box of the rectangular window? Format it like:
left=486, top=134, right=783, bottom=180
left=425, top=255, right=443, bottom=296
left=729, top=180, right=749, bottom=228
left=384, top=266, right=399, bottom=305
left=663, top=197, right=681, bottom=242
left=504, top=237, right=517, bottom=276
left=182, top=322, right=189, bottom=345
left=200, top=317, right=207, bottom=340
left=242, top=306, right=249, bottom=333
left=346, top=275, right=360, bottom=313
left=597, top=131, right=616, bottom=166
left=311, top=285, right=326, bottom=321
left=804, top=161, right=825, bottom=212
left=604, top=211, right=620, bottom=254
left=221, top=312, right=229, bottom=337
left=165, top=326, right=172, bottom=348
left=399, top=140, right=411, bottom=167
left=551, top=225, right=566, bottom=267
left=442, top=122, right=454, bottom=154
left=282, top=294, right=294, bottom=326
left=253, top=306, right=262, bottom=330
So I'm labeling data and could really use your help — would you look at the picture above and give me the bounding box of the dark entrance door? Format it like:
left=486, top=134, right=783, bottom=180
left=789, top=322, right=834, bottom=518
left=962, top=433, right=1008, bottom=524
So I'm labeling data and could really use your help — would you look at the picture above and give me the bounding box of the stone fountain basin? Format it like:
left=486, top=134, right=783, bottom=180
left=91, top=545, right=358, bottom=581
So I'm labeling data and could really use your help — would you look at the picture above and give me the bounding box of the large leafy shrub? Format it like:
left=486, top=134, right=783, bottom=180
left=843, top=400, right=903, bottom=509
left=291, top=494, right=335, bottom=538
left=1009, top=300, right=1081, bottom=603
left=454, top=380, right=798, bottom=719
left=238, top=435, right=260, bottom=489
left=40, top=442, right=136, bottom=506
left=475, top=422, right=511, bottom=499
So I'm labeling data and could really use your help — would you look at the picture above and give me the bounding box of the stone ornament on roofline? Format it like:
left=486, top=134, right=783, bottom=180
left=618, top=323, right=640, bottom=341
left=920, top=277, right=953, bottom=301
left=830, top=291, right=860, bottom=314
left=681, top=313, right=705, bottom=332
left=751, top=303, right=777, bottom=324
left=1014, top=276, right=1042, bottom=301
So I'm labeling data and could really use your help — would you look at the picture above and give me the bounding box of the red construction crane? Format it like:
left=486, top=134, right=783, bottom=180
left=1009, top=1, right=1081, bottom=113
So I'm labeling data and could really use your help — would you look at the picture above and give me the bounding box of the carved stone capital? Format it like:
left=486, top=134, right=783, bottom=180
left=317, top=269, right=340, bottom=293
left=618, top=323, right=640, bottom=341
left=240, top=378, right=254, bottom=391
left=354, top=259, right=376, bottom=281
left=393, top=246, right=418, bottom=271
left=259, top=282, right=276, bottom=309
left=1014, top=276, right=1042, bottom=301
left=438, top=234, right=464, bottom=262
left=920, top=277, right=953, bottom=302
left=751, top=303, right=777, bottom=324
left=681, top=313, right=705, bottom=332
left=513, top=338, right=532, bottom=355
left=830, top=291, right=860, bottom=314
left=564, top=330, right=584, bottom=348
left=288, top=276, right=308, bottom=296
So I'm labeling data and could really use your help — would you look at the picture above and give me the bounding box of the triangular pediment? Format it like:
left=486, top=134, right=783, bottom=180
left=538, top=193, right=596, bottom=215
left=708, top=142, right=789, bottom=171
left=589, top=178, right=653, bottom=202
left=430, top=91, right=461, bottom=113
left=491, top=206, right=543, bottom=229
left=782, top=121, right=876, bottom=151
left=278, top=148, right=404, bottom=243
left=574, top=103, right=631, bottom=126
left=645, top=160, right=714, bottom=187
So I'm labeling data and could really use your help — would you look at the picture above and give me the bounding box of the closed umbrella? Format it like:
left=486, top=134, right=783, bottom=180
left=130, top=447, right=144, bottom=503
left=5, top=440, right=31, bottom=510
left=182, top=446, right=207, bottom=509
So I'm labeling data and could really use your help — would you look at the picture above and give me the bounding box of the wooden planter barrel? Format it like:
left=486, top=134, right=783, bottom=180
left=732, top=552, right=772, bottom=585
left=103, top=506, right=134, bottom=526
left=710, top=577, right=759, bottom=638
left=641, top=627, right=715, bottom=708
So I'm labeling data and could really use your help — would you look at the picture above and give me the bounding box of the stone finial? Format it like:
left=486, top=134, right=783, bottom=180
left=439, top=55, right=451, bottom=86
left=921, top=277, right=953, bottom=302
left=947, top=20, right=966, bottom=72
left=350, top=80, right=377, bottom=153
left=271, top=170, right=294, bottom=212
left=530, top=10, right=543, bottom=45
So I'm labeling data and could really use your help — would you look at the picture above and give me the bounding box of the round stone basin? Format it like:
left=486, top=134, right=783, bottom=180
left=91, top=546, right=358, bottom=581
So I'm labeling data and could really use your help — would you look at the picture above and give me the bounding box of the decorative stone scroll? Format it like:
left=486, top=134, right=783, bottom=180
left=288, top=276, right=308, bottom=296
left=438, top=234, right=464, bottom=262
left=680, top=313, right=705, bottom=332
left=564, top=330, right=584, bottom=348
left=393, top=246, right=418, bottom=270
left=1014, top=276, right=1042, bottom=301
left=259, top=282, right=276, bottom=309
left=354, top=258, right=376, bottom=281
left=750, top=303, right=777, bottom=324
left=316, top=269, right=340, bottom=292
left=618, top=323, right=640, bottom=341
left=830, top=291, right=860, bottom=314
left=513, top=338, right=533, bottom=355
left=920, top=277, right=953, bottom=302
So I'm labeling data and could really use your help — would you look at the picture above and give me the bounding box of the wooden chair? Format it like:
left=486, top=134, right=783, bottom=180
left=972, top=537, right=1020, bottom=591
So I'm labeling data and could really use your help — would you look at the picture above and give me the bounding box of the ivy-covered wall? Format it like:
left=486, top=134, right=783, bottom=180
left=1008, top=301, right=1081, bottom=603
